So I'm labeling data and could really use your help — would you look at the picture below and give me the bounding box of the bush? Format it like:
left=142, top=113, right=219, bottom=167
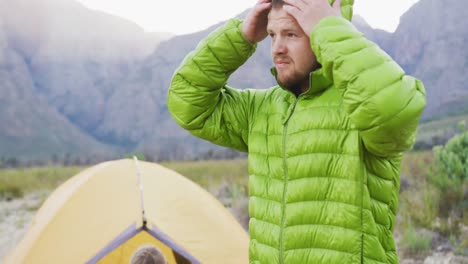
left=431, top=131, right=467, bottom=192
left=429, top=128, right=467, bottom=235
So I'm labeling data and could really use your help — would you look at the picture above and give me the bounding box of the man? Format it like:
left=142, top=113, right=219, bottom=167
left=168, top=0, right=426, bottom=263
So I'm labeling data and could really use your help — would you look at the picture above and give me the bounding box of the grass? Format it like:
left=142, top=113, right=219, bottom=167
left=398, top=151, right=439, bottom=256
left=0, top=160, right=249, bottom=200
left=400, top=151, right=434, bottom=186
left=161, top=159, right=248, bottom=192
left=399, top=222, right=433, bottom=257
left=0, top=166, right=83, bottom=200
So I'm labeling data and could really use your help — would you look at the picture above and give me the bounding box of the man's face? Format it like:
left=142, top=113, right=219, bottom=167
left=267, top=7, right=318, bottom=94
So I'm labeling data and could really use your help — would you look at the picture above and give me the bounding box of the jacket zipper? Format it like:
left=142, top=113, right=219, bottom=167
left=279, top=97, right=299, bottom=264
left=359, top=139, right=366, bottom=263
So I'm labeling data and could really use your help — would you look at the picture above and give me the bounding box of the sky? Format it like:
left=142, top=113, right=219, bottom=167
left=75, top=0, right=421, bottom=35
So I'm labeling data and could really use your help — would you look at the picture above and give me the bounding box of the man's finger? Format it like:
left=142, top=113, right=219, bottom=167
left=255, top=0, right=271, bottom=9
left=254, top=2, right=272, bottom=15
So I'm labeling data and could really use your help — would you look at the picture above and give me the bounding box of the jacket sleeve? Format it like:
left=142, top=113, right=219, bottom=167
left=310, top=16, right=426, bottom=157
left=167, top=19, right=257, bottom=152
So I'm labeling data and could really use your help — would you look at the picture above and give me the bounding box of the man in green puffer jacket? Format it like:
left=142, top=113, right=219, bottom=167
left=167, top=0, right=426, bottom=263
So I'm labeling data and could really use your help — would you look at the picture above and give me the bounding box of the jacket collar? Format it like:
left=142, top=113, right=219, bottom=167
left=270, top=67, right=333, bottom=98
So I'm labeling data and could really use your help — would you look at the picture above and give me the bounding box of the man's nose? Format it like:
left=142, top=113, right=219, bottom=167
left=272, top=38, right=287, bottom=55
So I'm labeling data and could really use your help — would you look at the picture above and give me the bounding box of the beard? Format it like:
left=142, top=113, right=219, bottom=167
left=274, top=55, right=316, bottom=96
left=276, top=69, right=310, bottom=96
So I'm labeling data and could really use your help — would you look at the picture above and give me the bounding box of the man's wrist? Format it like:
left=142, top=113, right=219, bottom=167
left=239, top=21, right=258, bottom=46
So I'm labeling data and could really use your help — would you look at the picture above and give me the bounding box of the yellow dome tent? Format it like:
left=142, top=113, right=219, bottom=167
left=5, top=159, right=249, bottom=264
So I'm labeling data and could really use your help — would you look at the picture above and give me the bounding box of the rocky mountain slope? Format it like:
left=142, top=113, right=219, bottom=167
left=1, top=0, right=466, bottom=161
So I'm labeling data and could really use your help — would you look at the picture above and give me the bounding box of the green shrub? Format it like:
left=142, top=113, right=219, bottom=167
left=429, top=129, right=468, bottom=235
left=431, top=131, right=467, bottom=192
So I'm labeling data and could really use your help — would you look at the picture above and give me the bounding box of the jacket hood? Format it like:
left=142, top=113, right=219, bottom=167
left=329, top=0, right=354, bottom=21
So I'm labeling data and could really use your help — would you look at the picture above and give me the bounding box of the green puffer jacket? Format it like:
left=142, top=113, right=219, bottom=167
left=167, top=4, right=426, bottom=264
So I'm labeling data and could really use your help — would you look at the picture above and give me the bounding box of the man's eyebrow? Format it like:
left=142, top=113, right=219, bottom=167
left=267, top=27, right=298, bottom=32
left=281, top=28, right=299, bottom=33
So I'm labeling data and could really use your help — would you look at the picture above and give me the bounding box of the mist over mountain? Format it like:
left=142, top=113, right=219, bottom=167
left=1, top=0, right=172, bottom=60
left=0, top=16, right=115, bottom=161
left=0, top=0, right=171, bottom=161
left=1, top=0, right=466, bottom=162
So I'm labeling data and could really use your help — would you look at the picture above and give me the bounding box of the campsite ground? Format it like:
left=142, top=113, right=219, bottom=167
left=0, top=192, right=44, bottom=260
left=0, top=156, right=466, bottom=263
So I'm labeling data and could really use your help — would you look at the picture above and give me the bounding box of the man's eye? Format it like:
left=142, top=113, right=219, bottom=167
left=269, top=33, right=275, bottom=38
left=287, top=33, right=296, bottom=38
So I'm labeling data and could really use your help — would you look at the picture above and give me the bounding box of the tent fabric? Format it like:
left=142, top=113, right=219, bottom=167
left=5, top=159, right=249, bottom=264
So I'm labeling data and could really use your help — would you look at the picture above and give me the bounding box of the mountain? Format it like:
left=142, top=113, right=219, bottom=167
left=0, top=17, right=115, bottom=161
left=352, top=15, right=393, bottom=53
left=391, top=0, right=468, bottom=120
left=128, top=0, right=468, bottom=158
left=0, top=0, right=171, bottom=161
left=1, top=0, right=467, bottom=162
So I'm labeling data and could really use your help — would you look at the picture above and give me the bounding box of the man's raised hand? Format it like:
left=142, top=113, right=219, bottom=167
left=241, top=0, right=272, bottom=44
left=282, top=0, right=342, bottom=36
